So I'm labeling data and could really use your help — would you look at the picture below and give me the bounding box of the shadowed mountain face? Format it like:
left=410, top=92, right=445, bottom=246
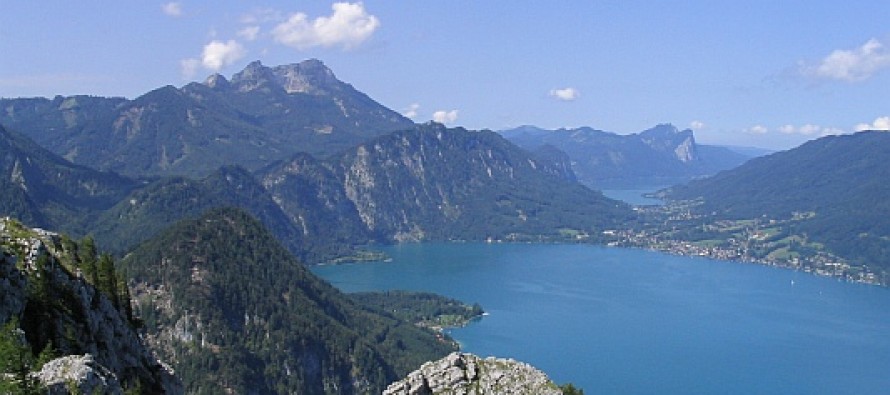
left=500, top=124, right=751, bottom=188
left=0, top=124, right=138, bottom=230
left=0, top=59, right=414, bottom=178
left=664, top=131, right=890, bottom=273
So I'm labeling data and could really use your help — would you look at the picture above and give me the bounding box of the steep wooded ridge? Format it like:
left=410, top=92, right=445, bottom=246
left=260, top=123, right=633, bottom=244
left=121, top=208, right=455, bottom=395
left=501, top=124, right=750, bottom=188
left=0, top=59, right=413, bottom=178
left=664, top=131, right=890, bottom=276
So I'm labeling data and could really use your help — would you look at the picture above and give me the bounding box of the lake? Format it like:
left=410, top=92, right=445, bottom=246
left=601, top=188, right=664, bottom=206
left=312, top=243, right=890, bottom=395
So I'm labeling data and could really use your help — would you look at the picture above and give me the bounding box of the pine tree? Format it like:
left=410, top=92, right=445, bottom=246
left=117, top=272, right=134, bottom=323
left=0, top=319, right=42, bottom=394
left=97, top=253, right=119, bottom=308
left=80, top=236, right=99, bottom=287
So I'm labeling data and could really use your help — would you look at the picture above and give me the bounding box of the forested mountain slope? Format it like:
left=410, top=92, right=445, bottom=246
left=121, top=208, right=454, bottom=394
left=664, top=131, right=890, bottom=273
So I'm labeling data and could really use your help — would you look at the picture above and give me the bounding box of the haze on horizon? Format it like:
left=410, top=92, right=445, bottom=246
left=2, top=1, right=889, bottom=150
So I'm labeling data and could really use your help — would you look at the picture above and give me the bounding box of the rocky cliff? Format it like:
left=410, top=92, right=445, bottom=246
left=383, top=352, right=562, bottom=395
left=0, top=217, right=181, bottom=393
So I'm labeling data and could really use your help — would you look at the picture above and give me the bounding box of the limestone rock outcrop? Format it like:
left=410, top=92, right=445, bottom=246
left=383, top=352, right=562, bottom=395
left=34, top=354, right=123, bottom=395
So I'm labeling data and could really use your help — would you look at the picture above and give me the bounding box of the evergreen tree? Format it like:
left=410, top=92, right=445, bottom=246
left=97, top=253, right=119, bottom=308
left=0, top=319, right=42, bottom=394
left=80, top=236, right=99, bottom=287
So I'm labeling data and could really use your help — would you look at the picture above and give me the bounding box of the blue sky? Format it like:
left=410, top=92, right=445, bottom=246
left=2, top=1, right=889, bottom=149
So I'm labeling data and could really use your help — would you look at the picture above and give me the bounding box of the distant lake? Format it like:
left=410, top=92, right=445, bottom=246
left=313, top=243, right=890, bottom=395
left=601, top=188, right=664, bottom=205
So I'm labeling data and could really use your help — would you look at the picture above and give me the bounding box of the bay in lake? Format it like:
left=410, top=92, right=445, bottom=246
left=312, top=243, right=890, bottom=395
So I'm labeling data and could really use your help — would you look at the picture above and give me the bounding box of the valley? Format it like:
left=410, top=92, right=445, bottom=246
left=1, top=56, right=889, bottom=395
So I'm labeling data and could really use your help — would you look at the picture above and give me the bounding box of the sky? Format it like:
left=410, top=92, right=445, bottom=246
left=2, top=1, right=889, bottom=150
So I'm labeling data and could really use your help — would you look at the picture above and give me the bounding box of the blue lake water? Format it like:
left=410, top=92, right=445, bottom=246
left=602, top=188, right=665, bottom=206
left=312, top=243, right=890, bottom=395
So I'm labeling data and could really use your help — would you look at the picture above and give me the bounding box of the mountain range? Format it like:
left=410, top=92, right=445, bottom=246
left=500, top=124, right=752, bottom=188
left=0, top=59, right=413, bottom=178
left=0, top=118, right=632, bottom=264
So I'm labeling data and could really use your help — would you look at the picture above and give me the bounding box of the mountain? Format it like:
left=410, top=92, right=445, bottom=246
left=259, top=123, right=633, bottom=244
left=0, top=123, right=138, bottom=231
left=120, top=207, right=455, bottom=394
left=0, top=59, right=414, bottom=178
left=86, top=165, right=329, bottom=260
left=500, top=124, right=751, bottom=188
left=663, top=131, right=890, bottom=275
left=0, top=217, right=180, bottom=393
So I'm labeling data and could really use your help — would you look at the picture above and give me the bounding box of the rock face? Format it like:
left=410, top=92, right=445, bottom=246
left=0, top=218, right=182, bottom=393
left=383, top=353, right=562, bottom=395
left=34, top=354, right=123, bottom=395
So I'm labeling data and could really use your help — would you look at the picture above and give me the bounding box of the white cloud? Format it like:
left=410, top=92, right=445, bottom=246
left=690, top=120, right=705, bottom=129
left=746, top=125, right=768, bottom=135
left=402, top=103, right=420, bottom=119
left=201, top=40, right=246, bottom=71
left=798, top=124, right=822, bottom=135
left=763, top=123, right=847, bottom=136
left=549, top=87, right=579, bottom=101
left=855, top=116, right=890, bottom=131
left=272, top=2, right=380, bottom=50
left=238, top=26, right=261, bottom=41
left=432, top=110, right=459, bottom=124
left=801, top=38, right=890, bottom=82
left=778, top=124, right=796, bottom=134
left=180, top=58, right=200, bottom=79
left=161, top=2, right=183, bottom=17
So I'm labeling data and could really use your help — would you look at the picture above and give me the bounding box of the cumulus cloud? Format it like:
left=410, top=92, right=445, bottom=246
left=855, top=116, right=890, bottom=131
left=161, top=2, right=183, bottom=17
left=238, top=26, right=261, bottom=41
left=746, top=125, right=768, bottom=135
left=690, top=120, right=706, bottom=129
left=798, top=124, right=822, bottom=135
left=402, top=103, right=420, bottom=119
left=272, top=2, right=380, bottom=50
left=432, top=110, right=459, bottom=124
left=778, top=124, right=796, bottom=134
left=801, top=38, right=890, bottom=82
left=201, top=40, right=246, bottom=71
left=763, top=124, right=846, bottom=136
left=549, top=87, right=579, bottom=101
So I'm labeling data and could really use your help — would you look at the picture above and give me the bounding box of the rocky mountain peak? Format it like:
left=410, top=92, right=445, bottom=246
left=203, top=73, right=230, bottom=90
left=639, top=123, right=698, bottom=162
left=227, top=58, right=345, bottom=95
